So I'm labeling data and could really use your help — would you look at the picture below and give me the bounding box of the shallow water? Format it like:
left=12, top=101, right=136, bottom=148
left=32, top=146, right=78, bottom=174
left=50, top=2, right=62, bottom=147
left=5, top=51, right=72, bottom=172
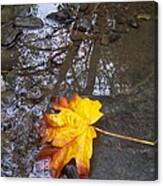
left=1, top=2, right=157, bottom=179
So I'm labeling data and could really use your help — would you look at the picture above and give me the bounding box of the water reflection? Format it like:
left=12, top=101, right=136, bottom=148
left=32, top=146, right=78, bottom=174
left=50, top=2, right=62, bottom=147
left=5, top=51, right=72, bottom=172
left=36, top=3, right=58, bottom=19
left=2, top=3, right=130, bottom=97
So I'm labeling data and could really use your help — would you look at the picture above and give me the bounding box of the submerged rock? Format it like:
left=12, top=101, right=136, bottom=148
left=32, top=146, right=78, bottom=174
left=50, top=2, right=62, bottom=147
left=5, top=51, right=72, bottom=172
left=26, top=86, right=42, bottom=100
left=1, top=48, right=19, bottom=71
left=14, top=16, right=44, bottom=29
left=1, top=5, right=31, bottom=24
left=6, top=70, right=18, bottom=89
left=1, top=24, right=22, bottom=47
left=25, top=38, right=53, bottom=50
left=1, top=90, right=16, bottom=107
left=13, top=5, right=31, bottom=17
left=46, top=11, right=74, bottom=24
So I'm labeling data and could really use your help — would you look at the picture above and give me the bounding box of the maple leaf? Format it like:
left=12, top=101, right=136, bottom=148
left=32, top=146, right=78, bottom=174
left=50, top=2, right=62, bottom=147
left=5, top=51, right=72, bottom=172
left=37, top=94, right=103, bottom=178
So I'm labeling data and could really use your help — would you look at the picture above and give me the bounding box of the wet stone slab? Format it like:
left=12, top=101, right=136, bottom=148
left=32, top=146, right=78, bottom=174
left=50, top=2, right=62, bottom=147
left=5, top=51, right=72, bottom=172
left=14, top=16, right=44, bottom=29
left=91, top=143, right=156, bottom=180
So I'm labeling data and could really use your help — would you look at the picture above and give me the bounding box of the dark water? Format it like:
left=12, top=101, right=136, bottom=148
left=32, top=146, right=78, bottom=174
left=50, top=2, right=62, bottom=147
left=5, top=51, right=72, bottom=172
left=1, top=2, right=157, bottom=179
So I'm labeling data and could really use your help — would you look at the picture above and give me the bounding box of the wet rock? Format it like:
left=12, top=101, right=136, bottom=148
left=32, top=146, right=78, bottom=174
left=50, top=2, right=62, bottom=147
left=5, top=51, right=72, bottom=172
left=14, top=16, right=44, bottom=29
left=13, top=5, right=31, bottom=17
left=1, top=111, right=39, bottom=177
left=62, top=164, right=79, bottom=178
left=1, top=90, right=16, bottom=107
left=128, top=18, right=139, bottom=29
left=22, top=33, right=39, bottom=43
left=46, top=10, right=74, bottom=24
left=91, top=144, right=156, bottom=180
left=1, top=5, right=31, bottom=24
left=25, top=38, right=53, bottom=50
left=1, top=24, right=22, bottom=47
left=1, top=48, right=19, bottom=71
left=6, top=70, right=18, bottom=89
left=26, top=86, right=42, bottom=100
left=137, top=13, right=151, bottom=21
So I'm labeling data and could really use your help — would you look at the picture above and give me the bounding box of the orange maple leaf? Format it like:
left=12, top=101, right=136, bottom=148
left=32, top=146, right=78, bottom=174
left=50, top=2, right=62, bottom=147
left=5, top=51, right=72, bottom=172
left=37, top=94, right=103, bottom=178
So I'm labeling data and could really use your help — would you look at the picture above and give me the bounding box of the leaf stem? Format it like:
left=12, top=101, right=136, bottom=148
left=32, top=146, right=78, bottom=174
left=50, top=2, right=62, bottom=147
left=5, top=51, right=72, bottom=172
left=94, top=127, right=157, bottom=146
